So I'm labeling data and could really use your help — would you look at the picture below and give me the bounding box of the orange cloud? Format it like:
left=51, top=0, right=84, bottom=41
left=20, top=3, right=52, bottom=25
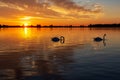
left=0, top=0, right=103, bottom=19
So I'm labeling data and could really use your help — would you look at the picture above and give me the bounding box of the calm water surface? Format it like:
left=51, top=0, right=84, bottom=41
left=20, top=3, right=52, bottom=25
left=0, top=28, right=120, bottom=80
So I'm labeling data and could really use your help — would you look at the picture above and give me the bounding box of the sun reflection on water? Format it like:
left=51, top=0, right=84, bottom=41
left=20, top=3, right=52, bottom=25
left=23, top=27, right=31, bottom=38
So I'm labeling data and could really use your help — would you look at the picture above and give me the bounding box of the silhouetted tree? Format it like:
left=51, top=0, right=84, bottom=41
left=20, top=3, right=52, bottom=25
left=80, top=25, right=85, bottom=28
left=88, top=24, right=120, bottom=28
left=69, top=25, right=72, bottom=28
left=37, top=24, right=41, bottom=28
left=49, top=24, right=53, bottom=28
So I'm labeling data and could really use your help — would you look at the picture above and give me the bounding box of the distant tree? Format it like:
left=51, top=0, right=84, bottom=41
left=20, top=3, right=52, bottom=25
left=88, top=23, right=120, bottom=28
left=80, top=25, right=85, bottom=27
left=37, top=24, right=41, bottom=28
left=3, top=25, right=6, bottom=27
left=30, top=25, right=33, bottom=27
left=69, top=25, right=72, bottom=28
left=49, top=24, right=53, bottom=27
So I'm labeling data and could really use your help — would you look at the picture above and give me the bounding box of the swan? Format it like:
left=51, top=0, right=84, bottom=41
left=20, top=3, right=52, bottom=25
left=52, top=36, right=65, bottom=42
left=94, top=34, right=106, bottom=42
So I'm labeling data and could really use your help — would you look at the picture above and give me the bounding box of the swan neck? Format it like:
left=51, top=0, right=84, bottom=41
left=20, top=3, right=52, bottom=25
left=103, top=35, right=106, bottom=40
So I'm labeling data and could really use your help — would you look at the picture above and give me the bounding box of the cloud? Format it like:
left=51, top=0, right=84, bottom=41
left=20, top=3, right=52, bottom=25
left=47, top=0, right=103, bottom=19
left=0, top=0, right=103, bottom=19
left=0, top=1, right=24, bottom=10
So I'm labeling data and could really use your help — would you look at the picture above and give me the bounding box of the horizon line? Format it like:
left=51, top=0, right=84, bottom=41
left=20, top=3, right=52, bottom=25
left=0, top=23, right=120, bottom=26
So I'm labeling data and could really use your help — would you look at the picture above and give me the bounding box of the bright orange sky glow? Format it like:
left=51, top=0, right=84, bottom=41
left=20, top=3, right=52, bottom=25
left=0, top=0, right=120, bottom=26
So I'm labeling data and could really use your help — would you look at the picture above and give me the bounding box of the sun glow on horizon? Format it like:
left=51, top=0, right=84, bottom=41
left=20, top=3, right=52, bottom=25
left=24, top=23, right=29, bottom=26
left=21, top=21, right=32, bottom=27
left=20, top=16, right=32, bottom=20
left=20, top=16, right=32, bottom=26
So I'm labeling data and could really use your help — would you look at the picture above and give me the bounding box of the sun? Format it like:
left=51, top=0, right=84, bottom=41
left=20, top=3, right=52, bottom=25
left=22, top=22, right=31, bottom=27
left=20, top=16, right=32, bottom=27
left=24, top=23, right=29, bottom=26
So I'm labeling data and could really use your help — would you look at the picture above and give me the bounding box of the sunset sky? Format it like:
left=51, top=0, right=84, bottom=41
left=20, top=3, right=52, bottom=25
left=0, top=0, right=120, bottom=26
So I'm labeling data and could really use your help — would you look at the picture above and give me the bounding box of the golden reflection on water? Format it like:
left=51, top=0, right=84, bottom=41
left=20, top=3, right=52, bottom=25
left=0, top=28, right=120, bottom=80
left=20, top=27, right=35, bottom=39
left=0, top=28, right=120, bottom=52
left=23, top=27, right=29, bottom=38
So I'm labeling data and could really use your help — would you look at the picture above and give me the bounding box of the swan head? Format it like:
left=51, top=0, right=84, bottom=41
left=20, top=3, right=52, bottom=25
left=104, top=34, right=106, bottom=37
left=103, top=34, right=106, bottom=40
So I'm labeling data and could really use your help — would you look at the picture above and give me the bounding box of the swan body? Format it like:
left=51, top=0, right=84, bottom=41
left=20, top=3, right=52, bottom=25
left=52, top=37, right=60, bottom=42
left=94, top=37, right=103, bottom=41
left=94, top=34, right=106, bottom=42
left=52, top=36, right=65, bottom=43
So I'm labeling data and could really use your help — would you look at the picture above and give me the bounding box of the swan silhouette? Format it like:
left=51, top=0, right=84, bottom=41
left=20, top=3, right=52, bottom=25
left=52, top=37, right=60, bottom=42
left=94, top=34, right=106, bottom=42
left=52, top=36, right=65, bottom=43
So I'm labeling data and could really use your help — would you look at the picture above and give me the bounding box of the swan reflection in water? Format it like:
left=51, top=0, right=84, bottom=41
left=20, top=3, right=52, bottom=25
left=51, top=36, right=65, bottom=44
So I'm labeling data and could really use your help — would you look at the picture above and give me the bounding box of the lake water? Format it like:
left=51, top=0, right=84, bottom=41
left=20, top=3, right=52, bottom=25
left=0, top=28, right=120, bottom=80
